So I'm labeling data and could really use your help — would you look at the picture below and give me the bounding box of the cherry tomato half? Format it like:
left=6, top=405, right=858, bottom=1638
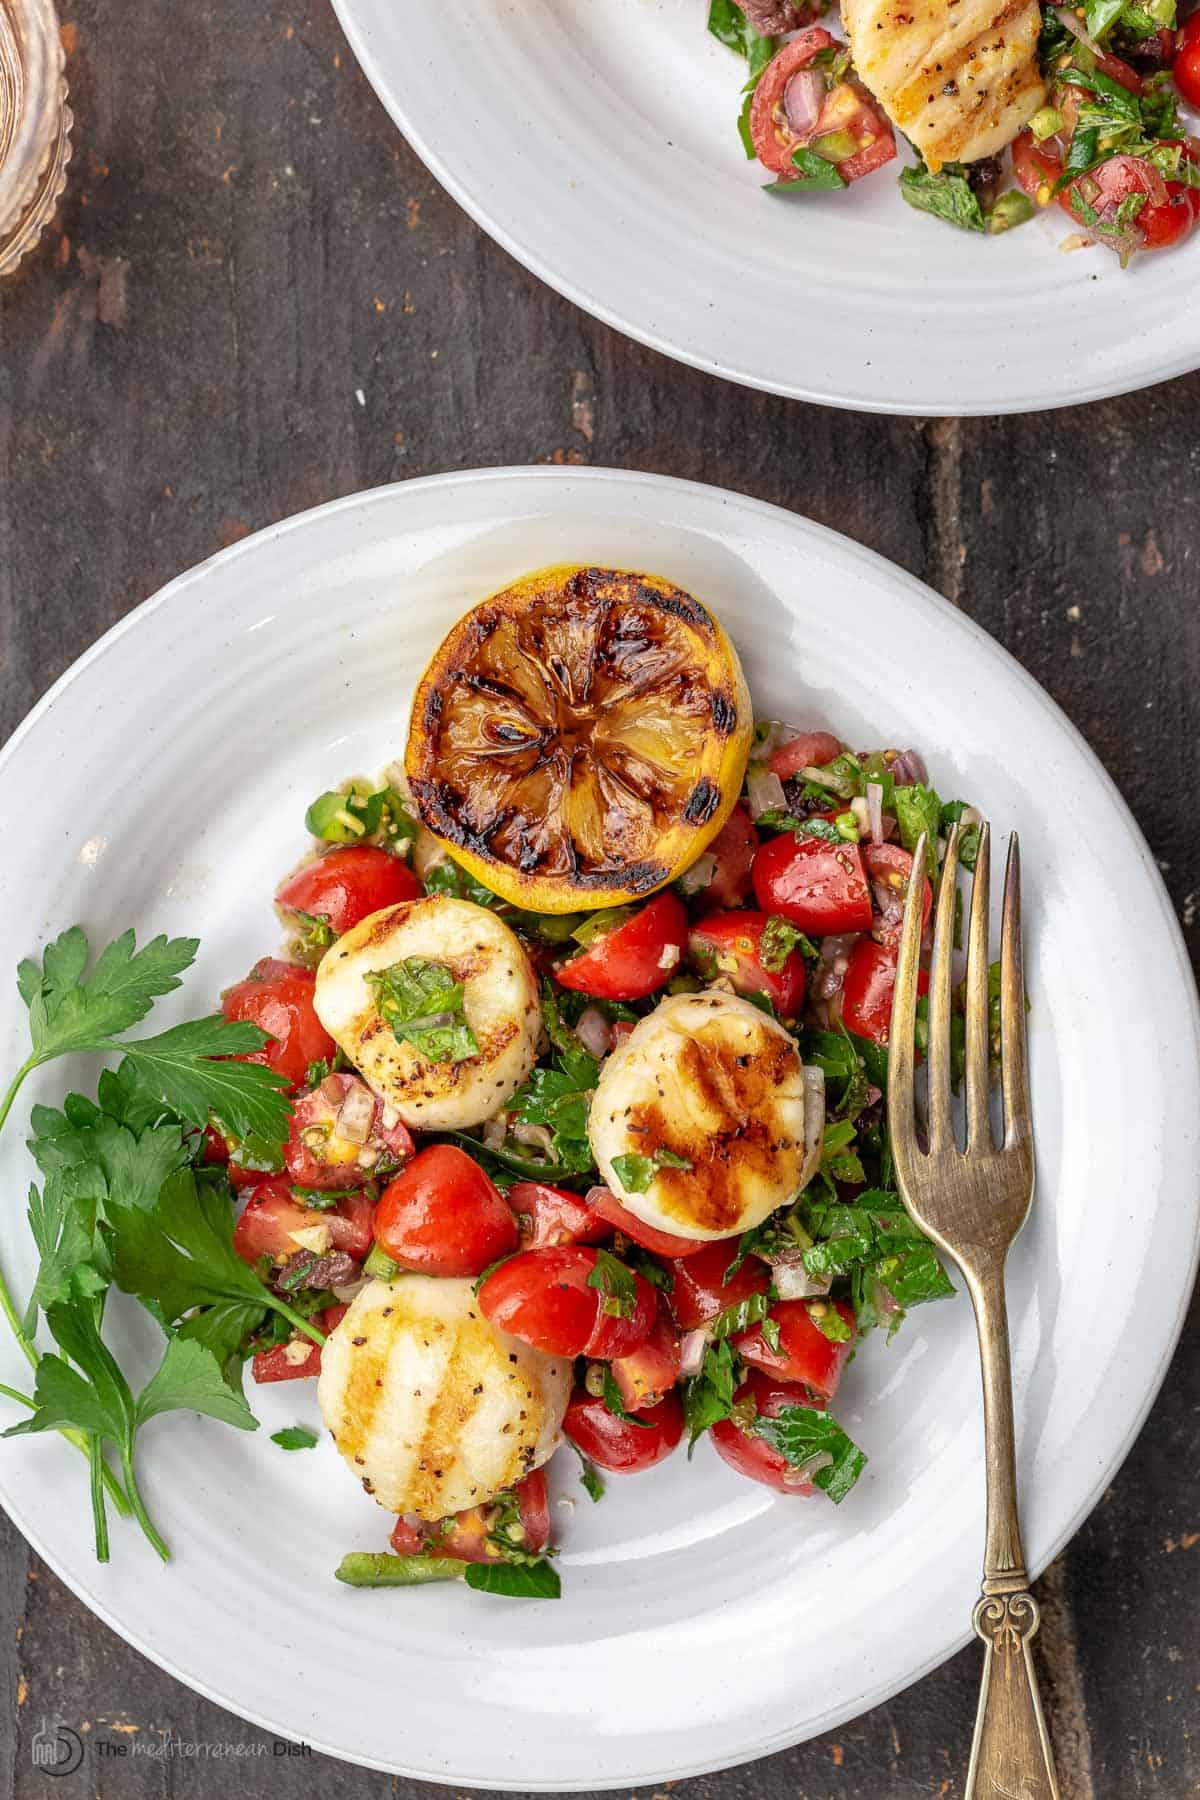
left=1175, top=38, right=1200, bottom=103
left=664, top=1239, right=769, bottom=1331
left=749, top=29, right=837, bottom=175
left=710, top=1372, right=825, bottom=1494
left=767, top=730, right=842, bottom=781
left=507, top=1181, right=611, bottom=1252
left=478, top=1246, right=656, bottom=1359
left=284, top=1072, right=414, bottom=1189
left=414, top=1468, right=553, bottom=1563
left=233, top=1177, right=373, bottom=1265
left=840, top=938, right=929, bottom=1045
left=733, top=1297, right=856, bottom=1398
left=556, top=893, right=689, bottom=1002
left=374, top=1144, right=517, bottom=1278
left=221, top=957, right=334, bottom=1089
left=697, top=805, right=759, bottom=908
left=1012, top=129, right=1064, bottom=199
left=275, top=844, right=422, bottom=940
left=752, top=831, right=872, bottom=936
left=610, top=1305, right=683, bottom=1413
left=1140, top=181, right=1197, bottom=247
left=587, top=1186, right=709, bottom=1258
left=564, top=1387, right=684, bottom=1472
left=688, top=909, right=807, bottom=1018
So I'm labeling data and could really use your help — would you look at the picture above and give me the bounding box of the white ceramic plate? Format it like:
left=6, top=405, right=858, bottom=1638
left=0, top=468, right=1195, bottom=1787
left=330, top=0, right=1200, bottom=415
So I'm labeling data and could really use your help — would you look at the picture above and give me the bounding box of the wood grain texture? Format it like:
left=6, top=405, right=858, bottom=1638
left=0, top=2, right=1196, bottom=1796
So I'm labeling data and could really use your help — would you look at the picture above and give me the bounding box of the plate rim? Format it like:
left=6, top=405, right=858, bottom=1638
left=328, top=2, right=1200, bottom=418
left=1, top=464, right=1197, bottom=1786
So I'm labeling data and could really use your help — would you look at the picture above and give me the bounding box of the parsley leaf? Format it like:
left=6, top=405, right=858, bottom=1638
left=587, top=1248, right=638, bottom=1320
left=463, top=1559, right=561, bottom=1599
left=752, top=1404, right=867, bottom=1502
left=17, top=928, right=198, bottom=1063
left=366, top=958, right=479, bottom=1064
left=759, top=917, right=818, bottom=970
left=508, top=985, right=599, bottom=1174
left=899, top=163, right=985, bottom=232
left=610, top=1149, right=693, bottom=1193
left=271, top=1425, right=319, bottom=1451
left=893, top=784, right=943, bottom=873
left=707, top=1290, right=774, bottom=1340
left=682, top=1338, right=737, bottom=1451
left=107, top=1169, right=324, bottom=1347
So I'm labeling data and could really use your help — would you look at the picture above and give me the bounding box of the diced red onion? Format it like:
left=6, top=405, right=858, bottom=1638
left=889, top=749, right=928, bottom=787
left=679, top=851, right=717, bottom=896
left=657, top=943, right=681, bottom=972
left=747, top=764, right=786, bottom=819
left=1054, top=5, right=1103, bottom=55
left=333, top=1276, right=367, bottom=1304
left=850, top=797, right=870, bottom=836
left=753, top=720, right=796, bottom=760
left=336, top=1082, right=375, bottom=1145
left=320, top=1074, right=343, bottom=1104
left=783, top=68, right=824, bottom=135
left=678, top=1328, right=709, bottom=1378
left=585, top=1185, right=616, bottom=1209
left=575, top=1006, right=613, bottom=1059
left=769, top=1250, right=831, bottom=1301
left=866, top=781, right=884, bottom=844
left=513, top=1120, right=556, bottom=1157
left=482, top=1114, right=508, bottom=1150
left=813, top=933, right=857, bottom=1000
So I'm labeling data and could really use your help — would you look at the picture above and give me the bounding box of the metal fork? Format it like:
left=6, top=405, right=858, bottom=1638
left=889, top=823, right=1060, bottom=1800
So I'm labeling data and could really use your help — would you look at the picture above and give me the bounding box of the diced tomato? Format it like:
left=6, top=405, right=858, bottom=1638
left=233, top=1176, right=373, bottom=1265
left=587, top=1186, right=709, bottom=1258
left=710, top=1372, right=824, bottom=1494
left=863, top=843, right=930, bottom=946
left=767, top=732, right=843, bottom=781
left=611, top=1305, right=683, bottom=1413
left=284, top=1072, right=414, bottom=1189
left=749, top=29, right=837, bottom=175
left=563, top=1388, right=684, bottom=1472
left=688, top=909, right=807, bottom=1018
left=275, top=844, right=422, bottom=940
left=733, top=1297, right=856, bottom=1398
left=697, top=805, right=759, bottom=908
left=556, top=893, right=689, bottom=1002
left=390, top=1516, right=424, bottom=1555
left=1096, top=49, right=1145, bottom=92
left=221, top=957, right=334, bottom=1089
left=840, top=939, right=929, bottom=1045
left=507, top=1181, right=611, bottom=1251
left=251, top=1303, right=345, bottom=1384
left=374, top=1144, right=518, bottom=1278
left=514, top=1468, right=551, bottom=1555
left=812, top=77, right=896, bottom=182
left=664, top=1239, right=769, bottom=1331
left=752, top=831, right=872, bottom=936
left=1012, top=129, right=1064, bottom=200
left=478, top=1246, right=656, bottom=1360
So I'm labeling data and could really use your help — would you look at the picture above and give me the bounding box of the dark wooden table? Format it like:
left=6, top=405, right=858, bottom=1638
left=0, top=3, right=1195, bottom=1796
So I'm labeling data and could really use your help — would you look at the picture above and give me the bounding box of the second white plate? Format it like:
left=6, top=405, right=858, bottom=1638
left=332, top=0, right=1200, bottom=414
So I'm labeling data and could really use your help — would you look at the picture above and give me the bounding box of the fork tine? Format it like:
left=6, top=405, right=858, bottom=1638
left=1000, top=833, right=1031, bottom=1150
left=887, top=828, right=927, bottom=1178
left=925, top=822, right=961, bottom=1153
left=964, top=822, right=992, bottom=1151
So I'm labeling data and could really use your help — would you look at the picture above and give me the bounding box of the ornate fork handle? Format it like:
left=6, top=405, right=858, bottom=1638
left=963, top=1258, right=1060, bottom=1800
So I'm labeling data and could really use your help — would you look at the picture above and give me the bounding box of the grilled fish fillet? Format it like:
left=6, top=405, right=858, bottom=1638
left=588, top=991, right=816, bottom=1240
left=841, top=0, right=1046, bottom=170
left=318, top=1276, right=570, bottom=1518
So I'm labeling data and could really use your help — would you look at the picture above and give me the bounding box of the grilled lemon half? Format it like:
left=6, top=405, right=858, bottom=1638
left=404, top=565, right=753, bottom=913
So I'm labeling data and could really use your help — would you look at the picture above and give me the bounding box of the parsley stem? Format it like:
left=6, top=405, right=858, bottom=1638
left=0, top=1382, right=33, bottom=1409
left=89, top=1436, right=110, bottom=1564
left=269, top=1298, right=327, bottom=1348
left=121, top=1449, right=169, bottom=1562
left=0, top=1057, right=36, bottom=1141
left=0, top=1248, right=132, bottom=1517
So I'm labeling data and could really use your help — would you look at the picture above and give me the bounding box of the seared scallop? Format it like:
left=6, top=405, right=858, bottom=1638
left=313, top=895, right=541, bottom=1131
left=588, top=990, right=811, bottom=1241
left=317, top=1276, right=571, bottom=1518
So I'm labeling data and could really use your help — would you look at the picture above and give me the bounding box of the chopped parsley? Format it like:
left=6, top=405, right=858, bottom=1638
left=365, top=957, right=479, bottom=1064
